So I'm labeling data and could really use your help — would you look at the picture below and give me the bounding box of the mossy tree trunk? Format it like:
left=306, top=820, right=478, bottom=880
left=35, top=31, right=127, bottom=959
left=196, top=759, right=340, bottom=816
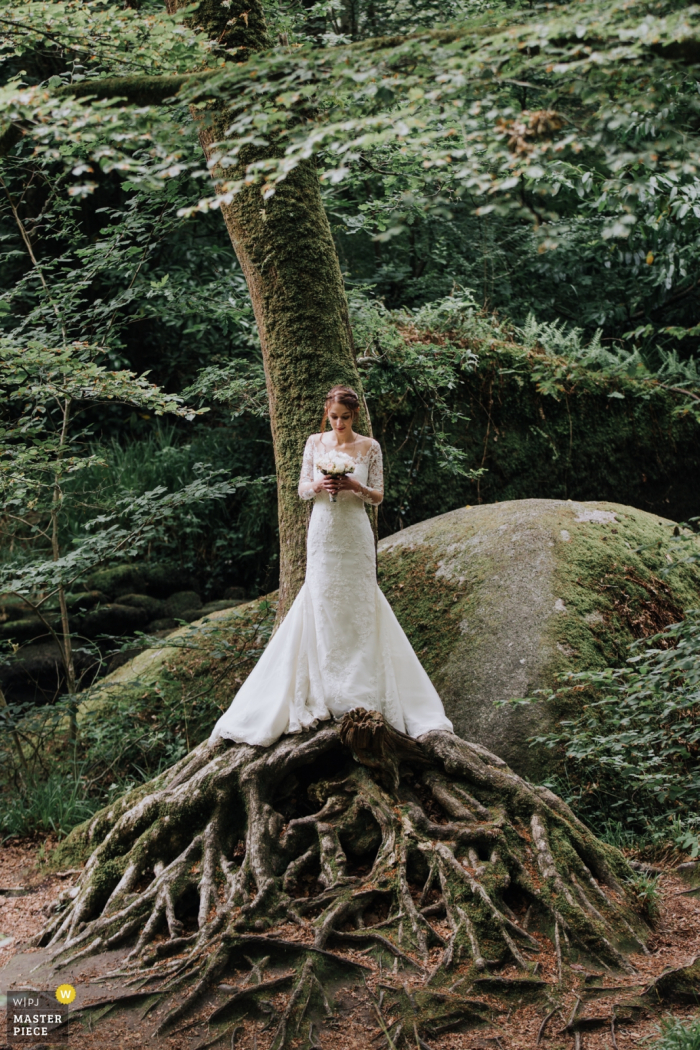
left=165, top=0, right=367, bottom=616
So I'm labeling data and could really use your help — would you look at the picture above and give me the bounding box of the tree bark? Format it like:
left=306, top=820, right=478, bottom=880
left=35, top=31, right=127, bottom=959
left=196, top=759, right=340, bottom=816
left=165, top=0, right=368, bottom=616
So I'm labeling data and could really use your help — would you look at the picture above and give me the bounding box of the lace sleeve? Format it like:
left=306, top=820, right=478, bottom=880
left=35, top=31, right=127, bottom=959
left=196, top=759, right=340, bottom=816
left=298, top=436, right=316, bottom=501
left=356, top=440, right=384, bottom=505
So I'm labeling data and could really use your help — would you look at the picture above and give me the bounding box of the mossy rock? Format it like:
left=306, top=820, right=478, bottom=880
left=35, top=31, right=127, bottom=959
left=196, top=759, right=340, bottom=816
left=162, top=591, right=202, bottom=618
left=85, top=563, right=199, bottom=600
left=642, top=956, right=700, bottom=1004
left=0, top=597, right=34, bottom=623
left=199, top=599, right=248, bottom=614
left=86, top=563, right=147, bottom=598
left=80, top=603, right=149, bottom=638
left=117, top=593, right=164, bottom=619
left=64, top=590, right=107, bottom=612
left=0, top=641, right=100, bottom=706
left=76, top=595, right=277, bottom=726
left=0, top=616, right=44, bottom=643
left=377, top=498, right=700, bottom=781
left=141, top=563, right=199, bottom=598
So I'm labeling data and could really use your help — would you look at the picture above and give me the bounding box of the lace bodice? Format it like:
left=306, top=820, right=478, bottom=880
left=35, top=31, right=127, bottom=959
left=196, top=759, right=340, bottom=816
left=298, top=434, right=384, bottom=506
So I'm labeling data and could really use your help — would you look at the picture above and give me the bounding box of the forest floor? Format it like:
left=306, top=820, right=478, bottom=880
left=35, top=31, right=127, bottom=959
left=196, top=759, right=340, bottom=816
left=0, top=838, right=699, bottom=1050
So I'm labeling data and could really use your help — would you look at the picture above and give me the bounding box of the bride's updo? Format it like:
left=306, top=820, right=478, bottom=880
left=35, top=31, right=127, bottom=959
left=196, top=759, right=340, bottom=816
left=321, top=385, right=361, bottom=431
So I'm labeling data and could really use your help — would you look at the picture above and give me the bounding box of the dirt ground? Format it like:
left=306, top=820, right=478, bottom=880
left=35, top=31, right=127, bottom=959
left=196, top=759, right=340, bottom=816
left=1, top=838, right=698, bottom=1050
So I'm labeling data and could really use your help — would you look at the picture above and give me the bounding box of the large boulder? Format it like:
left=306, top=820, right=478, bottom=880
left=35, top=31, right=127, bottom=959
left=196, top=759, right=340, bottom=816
left=73, top=499, right=699, bottom=783
left=377, top=498, right=700, bottom=780
left=0, top=642, right=101, bottom=705
left=76, top=597, right=276, bottom=740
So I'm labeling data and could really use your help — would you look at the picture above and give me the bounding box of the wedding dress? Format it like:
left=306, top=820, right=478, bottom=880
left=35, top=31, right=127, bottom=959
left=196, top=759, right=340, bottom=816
left=209, top=435, right=453, bottom=747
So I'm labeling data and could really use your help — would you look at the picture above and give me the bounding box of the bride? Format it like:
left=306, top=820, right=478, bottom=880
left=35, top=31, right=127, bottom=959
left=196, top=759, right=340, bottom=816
left=209, top=385, right=453, bottom=747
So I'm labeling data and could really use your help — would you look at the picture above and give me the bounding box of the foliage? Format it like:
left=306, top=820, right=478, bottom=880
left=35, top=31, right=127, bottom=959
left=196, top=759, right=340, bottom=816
left=0, top=333, right=269, bottom=745
left=648, top=1017, right=700, bottom=1050
left=0, top=599, right=276, bottom=838
left=1, top=0, right=700, bottom=544
left=0, top=769, right=102, bottom=839
left=3, top=0, right=700, bottom=357
left=352, top=289, right=483, bottom=476
left=0, top=0, right=210, bottom=77
left=9, top=0, right=698, bottom=215
left=0, top=341, right=255, bottom=598
left=57, top=425, right=276, bottom=596
left=184, top=359, right=269, bottom=419
left=626, top=870, right=663, bottom=922
left=533, top=611, right=700, bottom=855
left=358, top=291, right=700, bottom=531
left=666, top=518, right=700, bottom=575
left=0, top=161, right=257, bottom=379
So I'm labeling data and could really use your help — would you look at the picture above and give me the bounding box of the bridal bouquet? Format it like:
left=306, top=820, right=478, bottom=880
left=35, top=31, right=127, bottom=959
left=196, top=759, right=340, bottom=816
left=316, top=451, right=355, bottom=502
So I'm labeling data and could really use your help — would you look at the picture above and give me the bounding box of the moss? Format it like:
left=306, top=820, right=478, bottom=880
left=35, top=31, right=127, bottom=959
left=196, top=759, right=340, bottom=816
left=377, top=547, right=464, bottom=678
left=546, top=502, right=700, bottom=704
left=51, top=771, right=176, bottom=870
left=51, top=826, right=97, bottom=869
left=88, top=856, right=127, bottom=896
left=55, top=73, right=208, bottom=106
left=643, top=958, right=700, bottom=1004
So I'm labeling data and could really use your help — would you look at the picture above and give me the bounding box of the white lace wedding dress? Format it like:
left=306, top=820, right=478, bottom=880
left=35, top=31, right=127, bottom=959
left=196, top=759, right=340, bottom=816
left=209, top=435, right=453, bottom=747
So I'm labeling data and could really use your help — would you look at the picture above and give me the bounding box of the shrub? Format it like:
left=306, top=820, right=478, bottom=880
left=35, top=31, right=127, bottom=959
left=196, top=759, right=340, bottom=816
left=534, top=611, right=700, bottom=854
left=0, top=772, right=102, bottom=840
left=0, top=598, right=275, bottom=839
left=648, top=1017, right=700, bottom=1050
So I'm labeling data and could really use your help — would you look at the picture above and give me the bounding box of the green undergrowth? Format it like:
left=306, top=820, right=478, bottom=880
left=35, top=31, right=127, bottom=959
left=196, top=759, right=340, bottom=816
left=648, top=1017, right=700, bottom=1050
left=356, top=293, right=700, bottom=536
left=534, top=610, right=700, bottom=856
left=57, top=423, right=277, bottom=598
left=0, top=597, right=276, bottom=841
left=626, top=870, right=663, bottom=922
left=0, top=771, right=103, bottom=840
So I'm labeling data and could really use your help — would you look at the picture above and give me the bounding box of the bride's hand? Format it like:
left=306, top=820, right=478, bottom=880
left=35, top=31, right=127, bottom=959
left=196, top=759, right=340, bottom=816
left=335, top=476, right=360, bottom=493
left=316, top=476, right=340, bottom=495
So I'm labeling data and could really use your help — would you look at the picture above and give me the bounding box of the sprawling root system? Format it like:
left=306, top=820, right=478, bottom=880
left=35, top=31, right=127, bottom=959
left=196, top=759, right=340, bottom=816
left=41, top=711, right=649, bottom=1046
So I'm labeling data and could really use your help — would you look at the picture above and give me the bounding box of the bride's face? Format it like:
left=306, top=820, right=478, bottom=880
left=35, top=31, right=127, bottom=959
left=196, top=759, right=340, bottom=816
left=328, top=402, right=354, bottom=436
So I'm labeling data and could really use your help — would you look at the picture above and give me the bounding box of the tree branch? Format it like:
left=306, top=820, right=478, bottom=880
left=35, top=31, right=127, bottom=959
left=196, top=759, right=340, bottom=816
left=54, top=71, right=218, bottom=106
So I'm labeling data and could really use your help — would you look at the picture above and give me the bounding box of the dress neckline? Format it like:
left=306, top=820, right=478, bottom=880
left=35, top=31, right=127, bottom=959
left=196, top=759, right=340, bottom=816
left=315, top=434, right=374, bottom=460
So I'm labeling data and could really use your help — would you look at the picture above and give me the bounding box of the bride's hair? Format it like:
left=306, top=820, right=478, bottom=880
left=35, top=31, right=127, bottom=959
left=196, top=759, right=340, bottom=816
left=321, top=385, right=360, bottom=432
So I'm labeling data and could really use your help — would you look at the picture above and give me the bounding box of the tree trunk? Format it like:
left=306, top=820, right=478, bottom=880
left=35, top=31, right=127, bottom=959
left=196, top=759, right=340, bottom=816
left=166, top=0, right=367, bottom=616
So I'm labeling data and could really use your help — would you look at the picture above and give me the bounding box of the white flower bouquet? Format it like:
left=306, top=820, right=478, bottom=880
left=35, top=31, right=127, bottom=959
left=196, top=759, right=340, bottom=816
left=316, top=451, right=355, bottom=502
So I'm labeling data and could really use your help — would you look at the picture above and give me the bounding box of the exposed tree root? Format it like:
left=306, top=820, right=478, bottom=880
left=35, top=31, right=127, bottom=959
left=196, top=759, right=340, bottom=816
left=42, top=710, right=650, bottom=1045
